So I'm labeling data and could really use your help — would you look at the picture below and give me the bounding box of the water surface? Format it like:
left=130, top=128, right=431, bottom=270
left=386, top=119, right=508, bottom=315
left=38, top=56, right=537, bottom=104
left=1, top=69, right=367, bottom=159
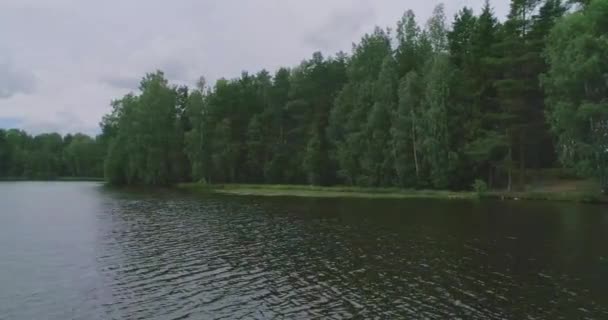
left=1, top=182, right=607, bottom=319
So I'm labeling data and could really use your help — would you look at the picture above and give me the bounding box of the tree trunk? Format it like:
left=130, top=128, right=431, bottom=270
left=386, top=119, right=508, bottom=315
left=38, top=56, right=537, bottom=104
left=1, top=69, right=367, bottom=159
left=507, top=146, right=513, bottom=192
left=391, top=140, right=402, bottom=187
left=519, top=137, right=526, bottom=191
left=488, top=164, right=493, bottom=189
left=411, top=110, right=420, bottom=179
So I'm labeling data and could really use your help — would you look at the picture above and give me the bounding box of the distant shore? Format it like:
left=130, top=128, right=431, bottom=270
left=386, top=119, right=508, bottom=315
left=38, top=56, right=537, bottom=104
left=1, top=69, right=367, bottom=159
left=178, top=182, right=608, bottom=204
left=0, top=177, right=104, bottom=182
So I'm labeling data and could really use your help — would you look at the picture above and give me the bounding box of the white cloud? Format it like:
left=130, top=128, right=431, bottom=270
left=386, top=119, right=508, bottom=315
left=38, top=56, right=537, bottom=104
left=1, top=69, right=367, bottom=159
left=0, top=54, right=37, bottom=98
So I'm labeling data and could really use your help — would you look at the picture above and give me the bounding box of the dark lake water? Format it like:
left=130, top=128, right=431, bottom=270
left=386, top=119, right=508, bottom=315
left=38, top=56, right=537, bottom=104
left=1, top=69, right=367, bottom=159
left=1, top=182, right=608, bottom=319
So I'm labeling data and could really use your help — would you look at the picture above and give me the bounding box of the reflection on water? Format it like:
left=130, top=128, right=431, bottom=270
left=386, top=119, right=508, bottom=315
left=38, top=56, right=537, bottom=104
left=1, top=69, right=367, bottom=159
left=1, top=182, right=607, bottom=319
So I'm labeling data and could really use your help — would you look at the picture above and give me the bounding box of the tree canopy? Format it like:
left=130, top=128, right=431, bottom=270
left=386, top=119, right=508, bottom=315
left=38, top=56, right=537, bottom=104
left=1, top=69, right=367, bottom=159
left=3, top=0, right=605, bottom=193
left=0, top=129, right=104, bottom=179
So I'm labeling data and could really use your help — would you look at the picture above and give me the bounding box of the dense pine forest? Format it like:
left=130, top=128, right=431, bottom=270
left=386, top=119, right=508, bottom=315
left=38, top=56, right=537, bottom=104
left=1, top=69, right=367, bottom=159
left=1, top=0, right=606, bottom=192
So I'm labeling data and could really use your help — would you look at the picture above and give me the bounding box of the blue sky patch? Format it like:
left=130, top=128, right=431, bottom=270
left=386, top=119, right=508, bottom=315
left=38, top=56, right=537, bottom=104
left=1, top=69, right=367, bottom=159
left=0, top=117, right=22, bottom=129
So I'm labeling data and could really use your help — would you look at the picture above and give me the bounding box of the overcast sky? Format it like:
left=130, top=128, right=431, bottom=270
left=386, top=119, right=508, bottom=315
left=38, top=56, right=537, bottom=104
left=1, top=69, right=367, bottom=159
left=0, top=0, right=508, bottom=135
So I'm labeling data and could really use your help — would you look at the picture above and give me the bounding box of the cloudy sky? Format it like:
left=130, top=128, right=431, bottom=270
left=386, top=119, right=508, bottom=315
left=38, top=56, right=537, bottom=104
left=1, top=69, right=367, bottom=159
left=0, top=0, right=508, bottom=135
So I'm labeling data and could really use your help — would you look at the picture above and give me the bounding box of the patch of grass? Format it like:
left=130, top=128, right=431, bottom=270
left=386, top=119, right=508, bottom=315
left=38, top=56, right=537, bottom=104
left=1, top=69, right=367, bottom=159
left=178, top=183, right=476, bottom=200
left=178, top=181, right=608, bottom=203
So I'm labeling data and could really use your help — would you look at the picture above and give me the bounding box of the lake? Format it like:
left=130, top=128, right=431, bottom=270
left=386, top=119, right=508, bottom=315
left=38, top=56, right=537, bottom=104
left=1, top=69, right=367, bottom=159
left=0, top=182, right=607, bottom=319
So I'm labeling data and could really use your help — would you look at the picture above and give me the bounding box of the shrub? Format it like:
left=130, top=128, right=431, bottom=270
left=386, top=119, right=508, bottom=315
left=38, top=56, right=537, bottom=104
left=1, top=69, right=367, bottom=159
left=472, top=179, right=488, bottom=197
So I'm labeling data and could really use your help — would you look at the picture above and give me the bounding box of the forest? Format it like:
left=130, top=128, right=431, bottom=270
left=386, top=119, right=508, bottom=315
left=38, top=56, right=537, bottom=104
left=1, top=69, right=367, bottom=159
left=1, top=0, right=606, bottom=192
left=0, top=130, right=105, bottom=179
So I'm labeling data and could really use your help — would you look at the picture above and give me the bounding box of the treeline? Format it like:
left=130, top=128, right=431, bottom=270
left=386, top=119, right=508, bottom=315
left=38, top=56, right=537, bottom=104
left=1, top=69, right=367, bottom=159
left=4, top=0, right=607, bottom=192
left=0, top=130, right=105, bottom=179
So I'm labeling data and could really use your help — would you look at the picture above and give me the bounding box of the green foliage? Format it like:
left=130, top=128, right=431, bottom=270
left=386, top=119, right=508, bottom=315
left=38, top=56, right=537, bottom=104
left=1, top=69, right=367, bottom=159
left=303, top=129, right=322, bottom=185
left=103, top=71, right=186, bottom=186
left=420, top=54, right=455, bottom=189
left=543, top=0, right=608, bottom=193
left=184, top=90, right=208, bottom=182
left=328, top=29, right=392, bottom=186
left=396, top=10, right=421, bottom=76
left=4, top=0, right=602, bottom=194
left=64, top=134, right=104, bottom=177
left=246, top=115, right=266, bottom=182
left=472, top=179, right=489, bottom=196
left=360, top=55, right=398, bottom=187
left=0, top=129, right=104, bottom=180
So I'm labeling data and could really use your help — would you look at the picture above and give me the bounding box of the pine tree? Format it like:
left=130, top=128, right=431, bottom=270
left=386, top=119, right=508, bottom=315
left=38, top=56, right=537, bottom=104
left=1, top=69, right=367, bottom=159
left=462, top=0, right=508, bottom=187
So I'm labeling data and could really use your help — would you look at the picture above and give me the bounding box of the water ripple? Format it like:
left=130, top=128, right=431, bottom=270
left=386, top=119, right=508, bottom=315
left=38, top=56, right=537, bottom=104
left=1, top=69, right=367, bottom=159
left=83, top=196, right=607, bottom=319
left=2, top=184, right=607, bottom=319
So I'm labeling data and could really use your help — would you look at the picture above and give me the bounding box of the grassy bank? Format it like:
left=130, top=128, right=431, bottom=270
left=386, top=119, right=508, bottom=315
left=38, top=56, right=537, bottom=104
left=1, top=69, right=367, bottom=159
left=179, top=183, right=476, bottom=200
left=178, top=181, right=607, bottom=203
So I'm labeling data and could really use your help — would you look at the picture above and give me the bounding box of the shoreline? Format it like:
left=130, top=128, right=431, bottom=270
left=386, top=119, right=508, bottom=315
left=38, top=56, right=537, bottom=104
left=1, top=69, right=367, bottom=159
left=0, top=177, right=104, bottom=182
left=6, top=180, right=603, bottom=203
left=178, top=183, right=608, bottom=204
